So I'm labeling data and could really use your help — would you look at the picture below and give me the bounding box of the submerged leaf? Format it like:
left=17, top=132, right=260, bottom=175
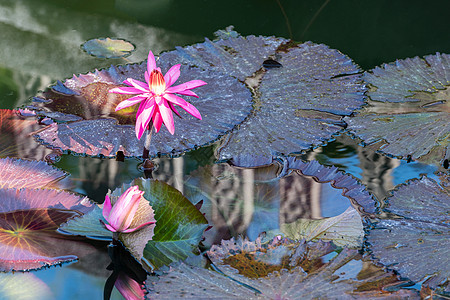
left=148, top=237, right=419, bottom=299
left=0, top=157, right=68, bottom=189
left=82, top=37, right=135, bottom=59
left=0, top=188, right=95, bottom=271
left=278, top=206, right=364, bottom=248
left=31, top=59, right=252, bottom=158
left=215, top=41, right=366, bottom=167
left=367, top=176, right=450, bottom=291
left=0, top=272, right=53, bottom=299
left=345, top=53, right=450, bottom=168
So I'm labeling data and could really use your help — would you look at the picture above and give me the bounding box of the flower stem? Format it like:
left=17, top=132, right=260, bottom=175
left=142, top=121, right=155, bottom=179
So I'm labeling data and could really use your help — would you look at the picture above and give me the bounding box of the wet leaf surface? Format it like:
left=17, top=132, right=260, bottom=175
left=31, top=60, right=252, bottom=158
left=147, top=237, right=419, bottom=299
left=159, top=34, right=288, bottom=81
left=214, top=41, right=366, bottom=167
left=0, top=188, right=95, bottom=271
left=82, top=37, right=135, bottom=59
left=0, top=109, right=60, bottom=161
left=0, top=157, right=68, bottom=189
left=367, top=176, right=450, bottom=292
left=277, top=206, right=364, bottom=248
left=345, top=53, right=450, bottom=168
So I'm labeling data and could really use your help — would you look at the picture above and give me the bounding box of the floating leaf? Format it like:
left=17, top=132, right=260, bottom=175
left=213, top=41, right=366, bottom=167
left=61, top=179, right=208, bottom=270
left=0, top=109, right=59, bottom=161
left=147, top=237, right=419, bottom=299
left=82, top=37, right=135, bottom=59
left=345, top=53, right=450, bottom=168
left=0, top=157, right=68, bottom=189
left=160, top=34, right=287, bottom=81
left=0, top=188, right=95, bottom=271
left=0, top=272, right=53, bottom=299
left=367, top=176, right=450, bottom=291
left=30, top=61, right=252, bottom=158
left=278, top=206, right=364, bottom=248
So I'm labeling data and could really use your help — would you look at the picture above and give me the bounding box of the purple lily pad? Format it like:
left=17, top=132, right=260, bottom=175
left=82, top=37, right=135, bottom=59
left=214, top=41, right=366, bottom=167
left=159, top=34, right=288, bottom=81
left=0, top=109, right=60, bottom=162
left=367, top=176, right=450, bottom=291
left=31, top=61, right=252, bottom=158
left=345, top=53, right=450, bottom=168
left=0, top=157, right=68, bottom=189
left=147, top=237, right=419, bottom=299
left=0, top=188, right=95, bottom=271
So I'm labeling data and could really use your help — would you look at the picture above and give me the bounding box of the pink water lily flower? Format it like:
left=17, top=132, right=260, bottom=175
left=102, top=185, right=154, bottom=233
left=109, top=51, right=207, bottom=139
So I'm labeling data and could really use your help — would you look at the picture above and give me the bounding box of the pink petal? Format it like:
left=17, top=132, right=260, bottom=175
left=147, top=51, right=156, bottom=73
left=163, top=64, right=181, bottom=87
left=169, top=102, right=181, bottom=118
left=157, top=98, right=175, bottom=135
left=166, top=80, right=207, bottom=94
left=164, top=93, right=202, bottom=120
left=144, top=71, right=150, bottom=84
left=126, top=78, right=149, bottom=93
left=103, top=195, right=112, bottom=219
left=174, top=89, right=199, bottom=98
left=122, top=220, right=155, bottom=233
left=109, top=86, right=143, bottom=95
left=135, top=101, right=153, bottom=140
left=152, top=109, right=163, bottom=133
left=115, top=273, right=145, bottom=300
left=105, top=223, right=117, bottom=233
left=115, top=95, right=147, bottom=111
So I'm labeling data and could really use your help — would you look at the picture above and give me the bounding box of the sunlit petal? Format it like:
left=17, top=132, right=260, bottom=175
left=164, top=64, right=181, bottom=87
left=109, top=86, right=142, bottom=95
left=164, top=93, right=202, bottom=120
left=115, top=95, right=147, bottom=111
left=166, top=80, right=207, bottom=94
left=147, top=51, right=156, bottom=72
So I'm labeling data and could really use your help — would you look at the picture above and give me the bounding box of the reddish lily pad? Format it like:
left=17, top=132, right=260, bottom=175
left=0, top=157, right=68, bottom=189
left=147, top=237, right=419, bottom=299
left=0, top=109, right=60, bottom=161
left=30, top=59, right=252, bottom=158
left=82, top=37, right=135, bottom=59
left=0, top=188, right=95, bottom=271
left=345, top=53, right=450, bottom=168
left=367, top=176, right=450, bottom=292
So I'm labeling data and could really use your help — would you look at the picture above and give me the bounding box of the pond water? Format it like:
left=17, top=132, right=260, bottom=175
left=0, top=0, right=449, bottom=299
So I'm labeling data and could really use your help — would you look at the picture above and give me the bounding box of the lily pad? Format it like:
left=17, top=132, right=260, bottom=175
left=147, top=237, right=419, bottom=299
left=60, top=179, right=208, bottom=270
left=82, top=37, right=135, bottom=59
left=0, top=157, right=68, bottom=189
left=277, top=206, right=364, bottom=248
left=214, top=41, right=366, bottom=167
left=0, top=109, right=59, bottom=161
left=367, top=176, right=450, bottom=291
left=159, top=34, right=288, bottom=81
left=345, top=53, right=450, bottom=168
left=30, top=58, right=252, bottom=158
left=0, top=188, right=95, bottom=271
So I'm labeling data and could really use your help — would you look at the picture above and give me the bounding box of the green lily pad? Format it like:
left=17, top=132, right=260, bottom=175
left=147, top=237, right=419, bottom=299
left=345, top=53, right=450, bottom=168
left=82, top=37, right=135, bottom=59
left=367, top=176, right=449, bottom=292
left=60, top=179, right=208, bottom=270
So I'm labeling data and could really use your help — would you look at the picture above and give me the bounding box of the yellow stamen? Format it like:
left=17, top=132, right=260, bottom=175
left=149, top=70, right=166, bottom=95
